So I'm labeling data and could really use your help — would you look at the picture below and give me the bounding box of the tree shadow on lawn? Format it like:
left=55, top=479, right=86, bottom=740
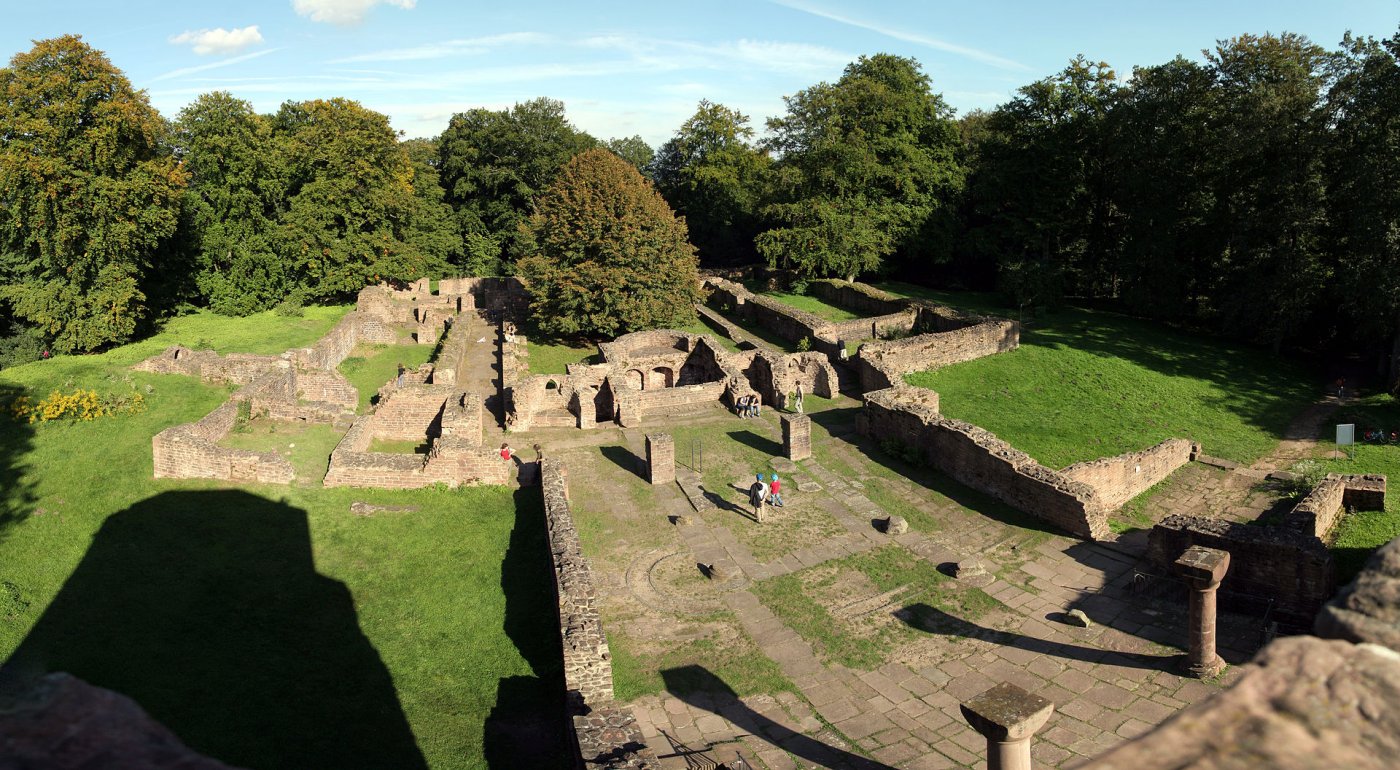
left=484, top=486, right=570, bottom=769
left=661, top=664, right=895, bottom=770
left=0, top=490, right=426, bottom=770
left=0, top=383, right=36, bottom=541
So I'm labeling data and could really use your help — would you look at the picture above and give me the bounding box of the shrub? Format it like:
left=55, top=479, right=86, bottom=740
left=274, top=296, right=305, bottom=317
left=789, top=279, right=810, bottom=295
left=796, top=336, right=812, bottom=352
left=1286, top=459, right=1328, bottom=497
left=5, top=388, right=146, bottom=423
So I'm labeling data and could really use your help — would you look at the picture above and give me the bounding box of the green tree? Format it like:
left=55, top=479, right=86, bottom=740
left=174, top=91, right=286, bottom=316
left=272, top=98, right=452, bottom=300
left=518, top=148, right=703, bottom=337
left=757, top=54, right=964, bottom=280
left=438, top=98, right=596, bottom=272
left=652, top=100, right=770, bottom=264
left=605, top=135, right=654, bottom=175
left=1206, top=33, right=1330, bottom=350
left=963, top=56, right=1122, bottom=308
left=400, top=137, right=462, bottom=272
left=1324, top=31, right=1400, bottom=385
left=0, top=36, right=185, bottom=351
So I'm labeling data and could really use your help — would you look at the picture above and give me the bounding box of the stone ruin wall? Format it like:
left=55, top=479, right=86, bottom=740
left=365, top=384, right=455, bottom=441
left=859, top=386, right=1111, bottom=540
left=1147, top=473, right=1387, bottom=624
left=152, top=399, right=295, bottom=484
left=808, top=279, right=908, bottom=316
left=132, top=347, right=281, bottom=386
left=856, top=314, right=1020, bottom=392
left=857, top=387, right=1201, bottom=541
left=1147, top=515, right=1334, bottom=624
left=540, top=460, right=660, bottom=769
left=1061, top=439, right=1199, bottom=510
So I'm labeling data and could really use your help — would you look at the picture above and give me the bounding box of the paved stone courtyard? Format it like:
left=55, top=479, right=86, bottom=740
left=540, top=397, right=1271, bottom=769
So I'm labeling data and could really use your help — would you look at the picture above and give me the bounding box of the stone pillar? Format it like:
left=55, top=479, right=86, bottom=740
left=646, top=433, right=674, bottom=485
left=782, top=413, right=811, bottom=461
left=1175, top=545, right=1231, bottom=678
left=960, top=682, right=1054, bottom=770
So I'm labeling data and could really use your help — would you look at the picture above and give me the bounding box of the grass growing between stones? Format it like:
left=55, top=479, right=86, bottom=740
left=0, top=315, right=565, bottom=770
left=752, top=546, right=1002, bottom=671
left=338, top=343, right=434, bottom=413
left=1320, top=395, right=1400, bottom=582
left=707, top=305, right=804, bottom=353
left=609, top=614, right=796, bottom=702
left=896, top=290, right=1317, bottom=468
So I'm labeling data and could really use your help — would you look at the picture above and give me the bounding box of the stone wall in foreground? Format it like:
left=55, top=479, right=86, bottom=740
left=540, top=460, right=659, bottom=769
left=1061, top=439, right=1198, bottom=510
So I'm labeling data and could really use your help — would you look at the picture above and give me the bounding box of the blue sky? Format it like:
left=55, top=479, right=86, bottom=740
left=4, top=1, right=1398, bottom=146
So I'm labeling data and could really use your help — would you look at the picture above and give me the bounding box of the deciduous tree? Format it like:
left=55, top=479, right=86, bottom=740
left=0, top=35, right=185, bottom=351
left=517, top=148, right=702, bottom=337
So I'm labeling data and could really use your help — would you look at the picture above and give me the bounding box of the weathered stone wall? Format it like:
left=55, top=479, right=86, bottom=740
left=540, top=460, right=660, bottom=769
left=855, top=317, right=1020, bottom=392
left=1147, top=514, right=1334, bottom=624
left=808, top=279, right=908, bottom=316
left=859, top=386, right=1110, bottom=540
left=152, top=401, right=295, bottom=484
left=783, top=414, right=812, bottom=461
left=133, top=346, right=282, bottom=386
left=636, top=381, right=726, bottom=415
left=294, top=368, right=358, bottom=410
left=292, top=309, right=398, bottom=371
left=1061, top=439, right=1199, bottom=510
left=1286, top=473, right=1387, bottom=540
left=822, top=310, right=919, bottom=344
left=367, top=384, right=454, bottom=442
left=1316, top=534, right=1400, bottom=649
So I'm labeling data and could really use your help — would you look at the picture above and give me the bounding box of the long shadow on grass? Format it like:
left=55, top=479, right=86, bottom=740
left=0, top=490, right=426, bottom=769
left=600, top=444, right=646, bottom=480
left=484, top=486, right=570, bottom=769
left=819, top=409, right=1062, bottom=538
left=0, top=383, right=36, bottom=540
left=898, top=603, right=1170, bottom=670
left=726, top=429, right=783, bottom=457
left=661, top=665, right=894, bottom=770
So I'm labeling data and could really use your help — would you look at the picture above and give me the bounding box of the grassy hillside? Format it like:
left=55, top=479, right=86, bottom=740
left=0, top=308, right=562, bottom=770
left=889, top=286, right=1319, bottom=468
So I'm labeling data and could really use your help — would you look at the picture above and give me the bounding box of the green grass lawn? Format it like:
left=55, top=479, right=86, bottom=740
left=220, top=419, right=346, bottom=484
left=338, top=343, right=434, bottom=413
left=0, top=312, right=563, bottom=770
left=742, top=282, right=863, bottom=323
left=751, top=546, right=1001, bottom=670
left=900, top=294, right=1317, bottom=468
left=1319, top=395, right=1400, bottom=582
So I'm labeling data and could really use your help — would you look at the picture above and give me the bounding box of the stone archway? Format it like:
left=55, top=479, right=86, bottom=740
left=624, top=369, right=644, bottom=391
left=649, top=366, right=674, bottom=389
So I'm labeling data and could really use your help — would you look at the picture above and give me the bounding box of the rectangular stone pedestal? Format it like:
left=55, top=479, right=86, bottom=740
left=646, top=433, right=674, bottom=485
left=782, top=414, right=811, bottom=461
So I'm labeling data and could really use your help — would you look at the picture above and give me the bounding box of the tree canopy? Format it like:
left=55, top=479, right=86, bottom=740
left=517, top=148, right=703, bottom=337
left=757, top=54, right=964, bottom=280
left=0, top=35, right=185, bottom=352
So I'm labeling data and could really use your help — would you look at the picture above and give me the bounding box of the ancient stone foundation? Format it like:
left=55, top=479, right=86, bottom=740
left=540, top=461, right=659, bottom=768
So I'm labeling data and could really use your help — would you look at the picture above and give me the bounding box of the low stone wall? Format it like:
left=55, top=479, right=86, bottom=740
left=808, top=279, right=908, bottom=316
left=636, top=381, right=726, bottom=416
left=367, top=384, right=454, bottom=441
left=858, top=386, right=1110, bottom=540
left=132, top=346, right=281, bottom=386
left=540, top=460, right=659, bottom=769
left=152, top=400, right=295, bottom=484
left=295, top=369, right=358, bottom=410
left=1061, top=439, right=1199, bottom=510
left=1147, top=514, right=1333, bottom=624
left=855, top=316, right=1020, bottom=392
left=822, top=310, right=919, bottom=345
left=1286, top=473, right=1387, bottom=540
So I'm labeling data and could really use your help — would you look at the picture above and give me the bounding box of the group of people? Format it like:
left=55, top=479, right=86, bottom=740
left=1363, top=428, right=1400, bottom=443
left=736, top=393, right=762, bottom=418
left=748, top=473, right=785, bottom=521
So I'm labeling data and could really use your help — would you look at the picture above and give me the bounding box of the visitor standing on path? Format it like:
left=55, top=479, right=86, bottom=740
left=769, top=473, right=784, bottom=507
left=749, top=473, right=769, bottom=523
left=396, top=363, right=405, bottom=387
left=794, top=382, right=804, bottom=414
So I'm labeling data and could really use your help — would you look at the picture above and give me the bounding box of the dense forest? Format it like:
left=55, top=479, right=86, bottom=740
left=2, top=30, right=1399, bottom=384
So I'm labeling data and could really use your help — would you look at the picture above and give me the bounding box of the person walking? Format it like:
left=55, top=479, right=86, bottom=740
left=769, top=473, right=784, bottom=507
left=748, top=473, right=769, bottom=523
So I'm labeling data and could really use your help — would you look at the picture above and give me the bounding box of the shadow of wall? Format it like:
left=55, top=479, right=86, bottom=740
left=1, top=490, right=426, bottom=770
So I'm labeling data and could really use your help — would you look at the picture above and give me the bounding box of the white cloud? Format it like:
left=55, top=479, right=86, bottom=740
left=330, top=32, right=549, bottom=63
left=292, top=0, right=416, bottom=25
left=772, top=0, right=1030, bottom=71
left=169, top=26, right=264, bottom=56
